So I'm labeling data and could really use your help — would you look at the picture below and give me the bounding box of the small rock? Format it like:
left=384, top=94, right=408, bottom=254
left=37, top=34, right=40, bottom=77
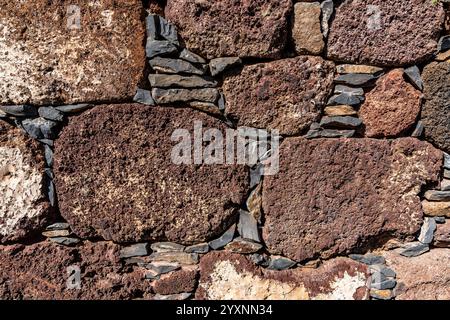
left=370, top=289, right=393, bottom=300
left=189, top=101, right=220, bottom=115
left=44, top=144, right=53, bottom=167
left=152, top=88, right=219, bottom=104
left=324, top=105, right=357, bottom=117
left=411, top=121, right=424, bottom=137
left=38, top=107, right=65, bottom=122
left=237, top=210, right=260, bottom=242
left=149, top=57, right=205, bottom=75
left=47, top=179, right=56, bottom=207
left=334, top=74, right=377, bottom=87
left=208, top=224, right=236, bottom=250
left=292, top=2, right=324, bottom=55
left=179, top=48, right=206, bottom=64
left=369, top=265, right=396, bottom=278
left=444, top=153, right=450, bottom=169
left=327, top=93, right=364, bottom=106
left=46, top=223, right=70, bottom=231
left=184, top=243, right=209, bottom=254
left=225, top=237, right=263, bottom=254
left=145, top=15, right=158, bottom=40
left=436, top=50, right=450, bottom=62
left=21, top=118, right=57, bottom=140
left=157, top=16, right=179, bottom=45
left=434, top=216, right=446, bottom=224
left=55, top=104, right=92, bottom=114
left=153, top=292, right=191, bottom=300
left=49, top=237, right=80, bottom=246
left=438, top=35, right=450, bottom=53
left=246, top=185, right=262, bottom=222
left=371, top=279, right=397, bottom=290
left=445, top=170, right=450, bottom=179
left=404, top=65, right=424, bottom=91
left=424, top=190, right=450, bottom=201
left=42, top=229, right=70, bottom=238
left=267, top=256, right=296, bottom=270
left=149, top=252, right=199, bottom=265
left=39, top=139, right=54, bottom=146
left=209, top=57, right=242, bottom=77
left=320, top=116, right=362, bottom=129
left=217, top=93, right=225, bottom=111
left=0, top=105, right=37, bottom=117
left=397, top=242, right=429, bottom=257
left=150, top=242, right=185, bottom=253
left=334, top=85, right=365, bottom=96
left=321, top=0, right=334, bottom=38
left=148, top=74, right=217, bottom=88
left=250, top=253, right=269, bottom=267
left=319, top=129, right=355, bottom=138
left=146, top=40, right=178, bottom=58
left=433, top=220, right=450, bottom=248
left=349, top=254, right=385, bottom=265
left=422, top=200, right=450, bottom=218
left=144, top=261, right=180, bottom=279
left=133, top=89, right=155, bottom=106
left=250, top=164, right=264, bottom=189
left=119, top=243, right=150, bottom=259
left=336, top=64, right=383, bottom=75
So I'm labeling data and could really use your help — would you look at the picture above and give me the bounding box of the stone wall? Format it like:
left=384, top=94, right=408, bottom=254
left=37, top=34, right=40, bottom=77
left=0, top=0, right=449, bottom=300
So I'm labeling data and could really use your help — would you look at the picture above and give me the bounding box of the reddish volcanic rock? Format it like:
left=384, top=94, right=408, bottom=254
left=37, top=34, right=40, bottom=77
left=0, top=0, right=145, bottom=105
left=54, top=104, right=249, bottom=244
left=360, top=69, right=422, bottom=138
left=434, top=221, right=450, bottom=248
left=223, top=56, right=335, bottom=135
left=165, top=0, right=292, bottom=59
left=196, top=251, right=370, bottom=300
left=262, top=138, right=442, bottom=262
left=152, top=268, right=198, bottom=295
left=327, top=0, right=444, bottom=67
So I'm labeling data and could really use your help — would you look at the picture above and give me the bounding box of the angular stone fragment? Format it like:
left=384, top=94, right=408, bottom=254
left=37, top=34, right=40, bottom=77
left=0, top=120, right=50, bottom=243
left=433, top=221, right=450, bottom=247
left=436, top=50, right=450, bottom=61
left=197, top=252, right=370, bottom=300
left=179, top=49, right=206, bottom=64
left=165, top=0, right=292, bottom=59
left=21, top=118, right=58, bottom=140
left=119, top=243, right=150, bottom=259
left=209, top=224, right=236, bottom=250
left=421, top=62, right=450, bottom=154
left=419, top=217, right=437, bottom=244
left=411, top=121, right=424, bottom=138
left=133, top=89, right=155, bottom=106
left=397, top=242, right=429, bottom=257
left=334, top=74, right=378, bottom=87
left=42, top=230, right=70, bottom=238
left=324, top=105, right=357, bottom=117
left=185, top=243, right=209, bottom=254
left=336, top=65, right=383, bottom=75
left=422, top=200, right=450, bottom=218
left=404, top=65, right=424, bottom=91
left=383, top=249, right=450, bottom=300
left=38, top=107, right=64, bottom=122
left=0, top=0, right=145, bottom=105
left=55, top=104, right=93, bottom=114
left=150, top=252, right=199, bottom=265
left=246, top=184, right=262, bottom=221
left=370, top=289, right=393, bottom=300
left=317, top=129, right=355, bottom=138
left=149, top=57, right=206, bottom=75
left=209, top=57, right=242, bottom=77
left=334, top=85, right=365, bottom=96
left=321, top=0, right=334, bottom=39
left=349, top=254, right=385, bottom=265
left=152, top=268, right=198, bottom=295
left=49, top=237, right=81, bottom=246
left=151, top=242, right=185, bottom=253
left=424, top=190, right=450, bottom=201
left=292, top=2, right=324, bottom=55
left=149, top=74, right=217, bottom=88
left=145, top=40, right=178, bottom=59
left=369, top=265, right=396, bottom=278
left=225, top=237, right=262, bottom=254
left=224, top=56, right=335, bottom=135
left=152, top=88, right=219, bottom=104
left=327, top=0, right=445, bottom=66
left=153, top=292, right=191, bottom=300
left=237, top=210, right=260, bottom=242
left=263, top=138, right=442, bottom=261
left=0, top=105, right=38, bottom=117
left=45, top=222, right=70, bottom=231
left=144, top=262, right=180, bottom=279
left=54, top=104, right=248, bottom=243
left=360, top=69, right=422, bottom=138
left=267, top=256, right=297, bottom=271
left=327, top=94, right=363, bottom=106
left=320, top=116, right=362, bottom=129
left=438, top=35, right=450, bottom=52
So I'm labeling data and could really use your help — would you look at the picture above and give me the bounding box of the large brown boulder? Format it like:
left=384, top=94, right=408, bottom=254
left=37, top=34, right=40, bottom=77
left=327, top=0, right=445, bottom=67
left=196, top=252, right=370, bottom=300
left=54, top=104, right=249, bottom=244
left=223, top=56, right=335, bottom=135
left=0, top=0, right=145, bottom=105
left=360, top=69, right=422, bottom=138
left=0, top=120, right=50, bottom=243
left=421, top=61, right=450, bottom=154
left=164, top=0, right=292, bottom=59
left=263, top=138, right=442, bottom=262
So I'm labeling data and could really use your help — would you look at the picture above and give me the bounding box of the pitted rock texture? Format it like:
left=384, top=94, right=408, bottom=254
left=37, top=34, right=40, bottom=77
left=196, top=252, right=370, bottom=300
left=360, top=69, right=421, bottom=138
left=0, top=241, right=152, bottom=300
left=0, top=120, right=50, bottom=243
left=54, top=104, right=249, bottom=244
left=327, top=0, right=445, bottom=67
left=421, top=61, right=450, bottom=154
left=383, top=249, right=450, bottom=300
left=165, top=0, right=292, bottom=59
left=0, top=0, right=145, bottom=105
left=223, top=56, right=335, bottom=135
left=263, top=138, right=442, bottom=262
left=152, top=268, right=198, bottom=295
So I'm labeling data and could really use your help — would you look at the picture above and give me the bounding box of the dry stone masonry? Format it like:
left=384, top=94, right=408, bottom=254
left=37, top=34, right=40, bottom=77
left=0, top=0, right=449, bottom=300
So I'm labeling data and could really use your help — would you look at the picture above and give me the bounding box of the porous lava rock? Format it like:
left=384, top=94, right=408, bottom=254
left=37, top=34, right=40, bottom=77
left=263, top=138, right=442, bottom=262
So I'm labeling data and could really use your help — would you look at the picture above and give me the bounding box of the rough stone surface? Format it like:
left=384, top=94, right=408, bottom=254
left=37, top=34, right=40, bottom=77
left=0, top=0, right=145, bottom=105
left=152, top=268, right=198, bottom=295
left=422, top=200, right=450, bottom=218
left=359, top=69, right=421, bottom=138
left=383, top=249, right=450, bottom=300
left=421, top=61, right=450, bottom=154
left=0, top=120, right=50, bottom=243
left=196, top=252, right=370, bottom=300
left=165, top=0, right=292, bottom=59
left=263, top=138, right=442, bottom=261
left=292, top=2, right=324, bottom=55
left=327, top=0, right=445, bottom=66
left=433, top=221, right=450, bottom=248
left=54, top=104, right=248, bottom=244
left=224, top=56, right=335, bottom=135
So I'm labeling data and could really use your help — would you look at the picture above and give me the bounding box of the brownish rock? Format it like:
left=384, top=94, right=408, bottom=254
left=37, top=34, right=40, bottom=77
left=327, top=0, right=444, bottom=67
left=0, top=120, right=51, bottom=243
left=421, top=61, right=450, bottom=154
left=54, top=104, right=249, bottom=244
left=434, top=220, right=450, bottom=248
left=196, top=252, right=370, bottom=300
left=164, top=0, right=292, bottom=59
left=223, top=56, right=335, bottom=135
left=152, top=268, right=198, bottom=295
left=292, top=2, right=324, bottom=55
left=324, top=105, right=357, bottom=117
left=359, top=69, right=422, bottom=138
left=422, top=200, right=450, bottom=218
left=0, top=0, right=145, bottom=105
left=263, top=138, right=442, bottom=262
left=383, top=249, right=450, bottom=300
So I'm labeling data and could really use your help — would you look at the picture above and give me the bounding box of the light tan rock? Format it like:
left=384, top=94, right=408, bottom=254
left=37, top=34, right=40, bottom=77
left=324, top=105, right=357, bottom=116
left=336, top=64, right=383, bottom=74
left=292, top=2, right=324, bottom=55
left=422, top=200, right=450, bottom=217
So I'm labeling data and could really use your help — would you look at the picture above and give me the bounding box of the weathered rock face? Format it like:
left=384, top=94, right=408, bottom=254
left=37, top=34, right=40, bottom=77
left=0, top=120, right=50, bottom=243
left=152, top=268, right=198, bottom=295
left=54, top=104, right=249, bottom=244
left=0, top=241, right=151, bottom=300
left=0, top=0, right=145, bottom=105
left=327, top=0, right=445, bottom=66
left=196, top=252, right=370, bottom=300
left=360, top=69, right=421, bottom=138
left=421, top=61, right=450, bottom=154
left=223, top=56, right=335, bottom=135
left=164, top=0, right=292, bottom=59
left=263, top=138, right=442, bottom=262
left=292, top=2, right=324, bottom=55
left=434, top=221, right=450, bottom=248
left=383, top=249, right=450, bottom=300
